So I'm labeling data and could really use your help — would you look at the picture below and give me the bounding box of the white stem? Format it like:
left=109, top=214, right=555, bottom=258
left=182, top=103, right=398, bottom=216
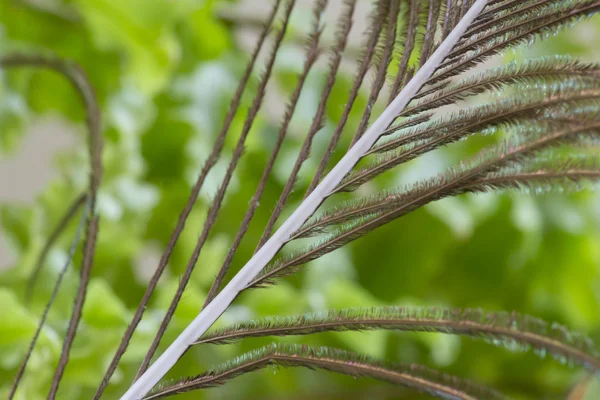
left=122, top=1, right=489, bottom=398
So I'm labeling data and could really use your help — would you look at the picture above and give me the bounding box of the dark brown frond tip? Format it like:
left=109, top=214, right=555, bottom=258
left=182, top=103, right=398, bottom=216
left=146, top=343, right=506, bottom=400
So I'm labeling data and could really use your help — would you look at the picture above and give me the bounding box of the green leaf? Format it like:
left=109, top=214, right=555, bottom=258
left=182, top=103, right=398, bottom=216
left=0, top=288, right=59, bottom=372
left=75, top=0, right=181, bottom=94
left=82, top=278, right=129, bottom=328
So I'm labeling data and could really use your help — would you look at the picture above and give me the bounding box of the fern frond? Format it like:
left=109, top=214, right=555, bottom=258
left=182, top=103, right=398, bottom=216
left=195, top=307, right=600, bottom=372
left=146, top=343, right=505, bottom=400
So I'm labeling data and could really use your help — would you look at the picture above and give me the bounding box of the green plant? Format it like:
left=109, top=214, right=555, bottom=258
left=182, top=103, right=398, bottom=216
left=2, top=0, right=600, bottom=399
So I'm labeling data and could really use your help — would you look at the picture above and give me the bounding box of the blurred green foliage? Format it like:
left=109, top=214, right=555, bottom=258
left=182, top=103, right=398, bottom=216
left=0, top=1, right=599, bottom=399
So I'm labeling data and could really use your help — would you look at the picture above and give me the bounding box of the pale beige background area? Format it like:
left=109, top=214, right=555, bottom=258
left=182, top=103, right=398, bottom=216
left=0, top=119, right=77, bottom=268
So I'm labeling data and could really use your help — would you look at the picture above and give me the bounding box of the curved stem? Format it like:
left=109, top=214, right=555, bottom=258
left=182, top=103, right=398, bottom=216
left=1, top=54, right=103, bottom=400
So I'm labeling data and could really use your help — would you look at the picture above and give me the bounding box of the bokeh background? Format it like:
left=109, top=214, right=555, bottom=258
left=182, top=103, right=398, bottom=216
left=1, top=0, right=600, bottom=399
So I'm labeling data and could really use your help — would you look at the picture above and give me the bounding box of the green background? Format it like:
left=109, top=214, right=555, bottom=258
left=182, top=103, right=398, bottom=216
left=1, top=0, right=599, bottom=399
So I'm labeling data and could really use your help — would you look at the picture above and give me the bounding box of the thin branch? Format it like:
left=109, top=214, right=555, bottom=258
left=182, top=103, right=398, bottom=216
left=9, top=197, right=89, bottom=399
left=417, top=0, right=442, bottom=69
left=25, top=192, right=87, bottom=303
left=443, top=0, right=463, bottom=40
left=0, top=55, right=103, bottom=198
left=216, top=6, right=363, bottom=60
left=47, top=215, right=99, bottom=399
left=441, top=0, right=454, bottom=39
